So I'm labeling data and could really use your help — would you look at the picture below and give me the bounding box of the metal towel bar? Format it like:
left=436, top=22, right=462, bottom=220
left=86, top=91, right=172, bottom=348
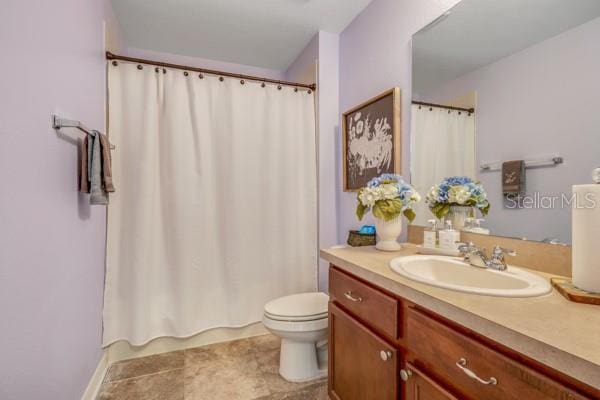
left=51, top=115, right=115, bottom=149
left=479, top=156, right=562, bottom=172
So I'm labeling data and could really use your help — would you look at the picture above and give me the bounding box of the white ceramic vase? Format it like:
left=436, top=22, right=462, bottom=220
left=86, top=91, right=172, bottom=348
left=374, top=215, right=403, bottom=251
left=448, top=206, right=473, bottom=230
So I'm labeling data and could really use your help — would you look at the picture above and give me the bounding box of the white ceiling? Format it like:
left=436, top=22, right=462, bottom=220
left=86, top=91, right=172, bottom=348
left=413, top=0, right=600, bottom=96
left=111, top=0, right=372, bottom=70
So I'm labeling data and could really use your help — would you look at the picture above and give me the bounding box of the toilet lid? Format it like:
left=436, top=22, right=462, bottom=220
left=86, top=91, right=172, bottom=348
left=264, top=292, right=329, bottom=320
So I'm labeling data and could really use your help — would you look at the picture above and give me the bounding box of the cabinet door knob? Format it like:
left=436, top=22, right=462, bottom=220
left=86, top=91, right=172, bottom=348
left=380, top=350, right=392, bottom=361
left=400, top=369, right=412, bottom=382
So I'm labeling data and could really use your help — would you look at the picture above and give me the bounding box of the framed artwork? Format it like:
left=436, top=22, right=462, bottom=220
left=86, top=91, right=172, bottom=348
left=342, top=87, right=401, bottom=191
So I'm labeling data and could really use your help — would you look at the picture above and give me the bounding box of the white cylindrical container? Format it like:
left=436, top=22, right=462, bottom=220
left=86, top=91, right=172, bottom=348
left=572, top=184, right=600, bottom=293
left=448, top=205, right=473, bottom=230
left=375, top=215, right=403, bottom=251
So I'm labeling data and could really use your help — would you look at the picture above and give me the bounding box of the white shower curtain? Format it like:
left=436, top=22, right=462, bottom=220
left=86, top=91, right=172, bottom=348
left=410, top=105, right=476, bottom=226
left=103, top=62, right=317, bottom=346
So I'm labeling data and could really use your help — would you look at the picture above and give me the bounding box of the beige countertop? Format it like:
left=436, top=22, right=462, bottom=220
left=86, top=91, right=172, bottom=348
left=320, top=244, right=600, bottom=390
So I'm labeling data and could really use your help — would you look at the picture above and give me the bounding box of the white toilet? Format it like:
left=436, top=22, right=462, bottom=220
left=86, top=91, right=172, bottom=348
left=262, top=292, right=329, bottom=382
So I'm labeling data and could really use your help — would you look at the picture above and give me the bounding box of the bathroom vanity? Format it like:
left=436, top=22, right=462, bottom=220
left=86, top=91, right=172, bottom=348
left=322, top=245, right=600, bottom=400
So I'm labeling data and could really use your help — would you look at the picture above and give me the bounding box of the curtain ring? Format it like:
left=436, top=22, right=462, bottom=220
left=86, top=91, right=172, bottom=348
left=277, top=84, right=282, bottom=90
left=162, top=68, right=167, bottom=74
left=155, top=67, right=160, bottom=73
left=240, top=79, right=245, bottom=85
left=112, top=60, right=118, bottom=66
left=198, top=73, right=204, bottom=79
left=137, top=64, right=143, bottom=70
left=308, top=89, right=312, bottom=94
left=219, top=77, right=224, bottom=82
left=261, top=82, right=266, bottom=88
left=294, top=87, right=298, bottom=93
left=184, top=71, right=189, bottom=77
left=418, top=105, right=422, bottom=109
left=429, top=107, right=433, bottom=111
left=458, top=111, right=462, bottom=115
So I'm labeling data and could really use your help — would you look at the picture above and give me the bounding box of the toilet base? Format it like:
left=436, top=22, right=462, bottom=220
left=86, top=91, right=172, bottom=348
left=279, top=338, right=328, bottom=383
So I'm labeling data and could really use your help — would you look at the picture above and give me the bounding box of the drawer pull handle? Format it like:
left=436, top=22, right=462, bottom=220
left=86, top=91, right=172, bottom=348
left=456, top=358, right=498, bottom=385
left=344, top=291, right=362, bottom=302
left=380, top=350, right=392, bottom=361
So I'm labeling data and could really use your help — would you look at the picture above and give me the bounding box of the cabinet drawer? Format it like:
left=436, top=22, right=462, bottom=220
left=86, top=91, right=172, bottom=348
left=329, top=267, right=398, bottom=339
left=407, top=308, right=589, bottom=400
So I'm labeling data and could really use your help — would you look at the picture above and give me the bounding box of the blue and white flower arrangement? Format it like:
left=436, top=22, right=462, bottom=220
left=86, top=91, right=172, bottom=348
left=426, top=176, right=490, bottom=219
left=356, top=174, right=421, bottom=222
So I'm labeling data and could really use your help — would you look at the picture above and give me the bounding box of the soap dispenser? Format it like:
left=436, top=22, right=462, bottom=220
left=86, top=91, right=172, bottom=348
left=423, top=219, right=438, bottom=248
left=439, top=220, right=461, bottom=251
left=470, top=219, right=490, bottom=235
left=462, top=218, right=490, bottom=235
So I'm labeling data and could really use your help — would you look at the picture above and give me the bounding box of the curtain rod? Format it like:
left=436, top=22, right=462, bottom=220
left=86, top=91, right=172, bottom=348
left=105, top=52, right=316, bottom=91
left=412, top=100, right=475, bottom=114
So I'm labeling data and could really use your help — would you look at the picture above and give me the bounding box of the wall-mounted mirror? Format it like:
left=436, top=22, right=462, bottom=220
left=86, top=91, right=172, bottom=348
left=411, top=0, right=600, bottom=244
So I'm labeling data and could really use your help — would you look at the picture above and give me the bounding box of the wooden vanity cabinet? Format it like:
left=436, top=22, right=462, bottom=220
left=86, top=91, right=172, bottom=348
left=328, top=266, right=597, bottom=400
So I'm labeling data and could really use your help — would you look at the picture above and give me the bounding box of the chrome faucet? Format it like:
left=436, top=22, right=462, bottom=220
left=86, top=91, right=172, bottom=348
left=458, top=242, right=517, bottom=271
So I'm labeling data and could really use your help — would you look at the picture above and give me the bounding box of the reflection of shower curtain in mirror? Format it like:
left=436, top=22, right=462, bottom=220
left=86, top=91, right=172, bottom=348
left=410, top=105, right=475, bottom=226
left=103, top=62, right=317, bottom=346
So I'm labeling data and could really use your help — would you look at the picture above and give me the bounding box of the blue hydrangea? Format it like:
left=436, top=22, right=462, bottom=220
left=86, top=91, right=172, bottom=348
left=436, top=176, right=475, bottom=203
left=444, top=176, right=473, bottom=186
left=366, top=178, right=381, bottom=188
left=366, top=173, right=406, bottom=188
left=397, top=184, right=413, bottom=201
left=426, top=176, right=490, bottom=217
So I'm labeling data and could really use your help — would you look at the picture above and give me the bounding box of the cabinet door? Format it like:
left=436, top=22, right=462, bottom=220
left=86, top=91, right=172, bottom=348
left=329, top=303, right=399, bottom=400
left=403, top=363, right=459, bottom=400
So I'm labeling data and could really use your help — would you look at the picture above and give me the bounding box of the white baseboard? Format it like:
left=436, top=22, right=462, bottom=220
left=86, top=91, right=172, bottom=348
left=107, top=322, right=269, bottom=363
left=81, top=350, right=109, bottom=400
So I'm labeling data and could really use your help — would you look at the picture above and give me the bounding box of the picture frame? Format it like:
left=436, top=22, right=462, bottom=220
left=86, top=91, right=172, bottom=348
left=342, top=87, right=401, bottom=191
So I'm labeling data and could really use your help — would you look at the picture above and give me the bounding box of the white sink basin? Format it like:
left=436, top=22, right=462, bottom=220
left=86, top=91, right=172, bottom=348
left=389, top=255, right=552, bottom=297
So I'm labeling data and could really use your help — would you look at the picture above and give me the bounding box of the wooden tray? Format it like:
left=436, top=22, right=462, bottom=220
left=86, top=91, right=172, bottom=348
left=551, top=277, right=600, bottom=305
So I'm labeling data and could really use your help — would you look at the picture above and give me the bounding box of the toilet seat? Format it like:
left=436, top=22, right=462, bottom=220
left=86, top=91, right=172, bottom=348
left=262, top=314, right=328, bottom=332
left=264, top=311, right=328, bottom=322
left=264, top=292, right=329, bottom=321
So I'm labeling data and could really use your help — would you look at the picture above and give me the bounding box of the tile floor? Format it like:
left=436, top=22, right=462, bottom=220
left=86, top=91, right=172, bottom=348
left=97, top=334, right=328, bottom=400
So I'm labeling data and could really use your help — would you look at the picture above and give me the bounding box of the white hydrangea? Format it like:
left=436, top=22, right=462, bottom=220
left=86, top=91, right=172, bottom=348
left=448, top=185, right=471, bottom=205
left=426, top=185, right=439, bottom=203
left=378, top=183, right=399, bottom=200
left=358, top=187, right=379, bottom=207
left=410, top=192, right=421, bottom=203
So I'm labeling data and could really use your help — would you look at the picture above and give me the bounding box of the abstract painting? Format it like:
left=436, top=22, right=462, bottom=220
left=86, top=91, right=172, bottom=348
left=342, top=88, right=401, bottom=191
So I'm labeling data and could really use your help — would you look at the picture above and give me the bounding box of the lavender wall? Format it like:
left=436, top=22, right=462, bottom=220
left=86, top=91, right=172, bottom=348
left=285, top=35, right=318, bottom=85
left=420, top=16, right=600, bottom=243
left=337, top=0, right=460, bottom=242
left=286, top=32, right=339, bottom=291
left=0, top=1, right=120, bottom=399
left=316, top=32, right=340, bottom=291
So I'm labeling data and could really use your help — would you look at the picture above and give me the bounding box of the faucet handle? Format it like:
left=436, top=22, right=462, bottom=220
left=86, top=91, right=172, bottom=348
left=457, top=242, right=479, bottom=263
left=456, top=242, right=477, bottom=261
left=457, top=242, right=476, bottom=254
left=492, top=245, right=517, bottom=257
